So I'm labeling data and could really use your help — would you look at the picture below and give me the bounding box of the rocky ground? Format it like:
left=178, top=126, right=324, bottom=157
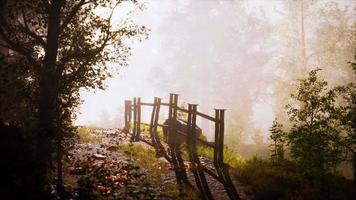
left=61, top=128, right=253, bottom=200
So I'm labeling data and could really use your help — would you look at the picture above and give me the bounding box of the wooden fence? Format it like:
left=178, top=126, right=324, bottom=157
left=124, top=93, right=240, bottom=200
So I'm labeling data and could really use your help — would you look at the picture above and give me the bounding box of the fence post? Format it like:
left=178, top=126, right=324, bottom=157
left=214, top=109, right=226, bottom=165
left=214, top=109, right=220, bottom=165
left=169, top=93, right=173, bottom=119
left=187, top=104, right=213, bottom=200
left=153, top=97, right=161, bottom=138
left=124, top=100, right=128, bottom=131
left=218, top=109, right=225, bottom=165
left=128, top=100, right=132, bottom=131
left=149, top=97, right=157, bottom=146
left=169, top=93, right=178, bottom=120
left=214, top=109, right=241, bottom=200
left=136, top=97, right=141, bottom=141
left=132, top=97, right=137, bottom=141
left=173, top=94, right=178, bottom=120
left=124, top=100, right=132, bottom=133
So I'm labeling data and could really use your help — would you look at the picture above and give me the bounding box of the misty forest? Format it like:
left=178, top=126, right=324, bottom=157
left=0, top=0, right=355, bottom=199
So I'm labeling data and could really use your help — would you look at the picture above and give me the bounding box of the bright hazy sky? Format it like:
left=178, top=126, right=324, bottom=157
left=75, top=0, right=355, bottom=142
left=74, top=0, right=284, bottom=143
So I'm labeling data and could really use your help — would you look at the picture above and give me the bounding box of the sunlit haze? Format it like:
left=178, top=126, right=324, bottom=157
left=75, top=0, right=356, bottom=143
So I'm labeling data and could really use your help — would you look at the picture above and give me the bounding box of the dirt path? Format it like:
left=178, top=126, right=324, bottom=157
left=62, top=128, right=253, bottom=200
left=63, top=129, right=170, bottom=199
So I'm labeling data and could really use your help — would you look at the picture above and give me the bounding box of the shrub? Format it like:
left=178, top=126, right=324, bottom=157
left=233, top=157, right=356, bottom=200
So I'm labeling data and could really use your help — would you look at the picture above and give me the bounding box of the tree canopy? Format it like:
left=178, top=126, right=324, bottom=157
left=0, top=0, right=147, bottom=197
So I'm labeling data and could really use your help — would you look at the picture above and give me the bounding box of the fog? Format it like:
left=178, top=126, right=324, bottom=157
left=75, top=0, right=356, bottom=146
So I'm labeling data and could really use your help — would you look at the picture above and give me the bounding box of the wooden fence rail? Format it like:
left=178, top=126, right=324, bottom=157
left=123, top=93, right=240, bottom=200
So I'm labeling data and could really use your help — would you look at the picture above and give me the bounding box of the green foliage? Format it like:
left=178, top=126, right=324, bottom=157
left=331, top=57, right=356, bottom=180
left=118, top=143, right=199, bottom=200
left=196, top=146, right=245, bottom=168
left=269, top=61, right=356, bottom=181
left=233, top=157, right=356, bottom=200
left=234, top=157, right=302, bottom=200
left=0, top=0, right=147, bottom=152
left=269, top=118, right=286, bottom=163
left=0, top=1, right=147, bottom=195
left=285, top=69, right=344, bottom=176
left=139, top=123, right=165, bottom=139
left=76, top=126, right=102, bottom=143
left=0, top=55, right=37, bottom=127
left=118, top=143, right=168, bottom=174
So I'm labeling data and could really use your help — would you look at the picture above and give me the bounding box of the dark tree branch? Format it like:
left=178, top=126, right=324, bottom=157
left=59, top=2, right=118, bottom=80
left=59, top=0, right=88, bottom=34
left=19, top=9, right=46, bottom=46
left=0, top=26, right=40, bottom=69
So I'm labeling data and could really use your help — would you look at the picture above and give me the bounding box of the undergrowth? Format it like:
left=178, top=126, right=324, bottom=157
left=232, top=157, right=356, bottom=200
left=76, top=125, right=102, bottom=143
left=118, top=143, right=199, bottom=200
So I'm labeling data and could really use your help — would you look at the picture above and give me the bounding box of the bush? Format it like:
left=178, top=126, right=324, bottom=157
left=233, top=157, right=356, bottom=200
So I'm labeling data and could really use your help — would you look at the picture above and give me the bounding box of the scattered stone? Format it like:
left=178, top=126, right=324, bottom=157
left=62, top=128, right=252, bottom=200
left=93, top=153, right=106, bottom=160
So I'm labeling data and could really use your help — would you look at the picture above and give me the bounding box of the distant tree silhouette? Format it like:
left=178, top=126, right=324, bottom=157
left=269, top=119, right=286, bottom=163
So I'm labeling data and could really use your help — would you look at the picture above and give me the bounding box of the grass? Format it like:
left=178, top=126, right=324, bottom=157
left=196, top=146, right=245, bottom=168
left=76, top=125, right=102, bottom=143
left=131, top=123, right=165, bottom=139
left=118, top=143, right=199, bottom=200
left=192, top=144, right=355, bottom=200
left=232, top=157, right=356, bottom=200
left=118, top=143, right=168, bottom=174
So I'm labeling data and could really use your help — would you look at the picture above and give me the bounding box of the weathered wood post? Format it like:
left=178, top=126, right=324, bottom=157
left=167, top=94, right=192, bottom=186
left=149, top=97, right=161, bottom=147
left=124, top=101, right=128, bottom=131
left=214, top=109, right=226, bottom=165
left=132, top=97, right=137, bottom=141
left=173, top=94, right=178, bottom=119
left=124, top=100, right=132, bottom=133
left=214, top=109, right=220, bottom=165
left=214, top=109, right=240, bottom=200
left=168, top=94, right=173, bottom=119
left=153, top=97, right=161, bottom=141
left=149, top=97, right=157, bottom=146
left=136, top=97, right=141, bottom=141
left=168, top=93, right=178, bottom=120
left=218, top=109, right=225, bottom=165
left=187, top=104, right=213, bottom=200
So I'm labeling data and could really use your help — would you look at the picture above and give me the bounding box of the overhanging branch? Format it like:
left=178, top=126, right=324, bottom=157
left=19, top=9, right=46, bottom=46
left=0, top=26, right=40, bottom=69
left=59, top=0, right=88, bottom=34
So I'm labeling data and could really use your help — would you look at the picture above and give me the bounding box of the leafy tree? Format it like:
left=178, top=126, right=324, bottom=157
left=286, top=69, right=343, bottom=176
left=271, top=0, right=356, bottom=126
left=269, top=118, right=286, bottom=163
left=0, top=0, right=147, bottom=197
left=313, top=2, right=356, bottom=86
left=0, top=54, right=37, bottom=127
left=333, top=58, right=356, bottom=180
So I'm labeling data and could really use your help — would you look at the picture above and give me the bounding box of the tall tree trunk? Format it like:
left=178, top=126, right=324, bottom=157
left=37, top=1, right=63, bottom=197
left=300, top=0, right=307, bottom=73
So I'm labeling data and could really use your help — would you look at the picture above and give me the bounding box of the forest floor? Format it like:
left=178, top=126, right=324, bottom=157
left=61, top=128, right=253, bottom=200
